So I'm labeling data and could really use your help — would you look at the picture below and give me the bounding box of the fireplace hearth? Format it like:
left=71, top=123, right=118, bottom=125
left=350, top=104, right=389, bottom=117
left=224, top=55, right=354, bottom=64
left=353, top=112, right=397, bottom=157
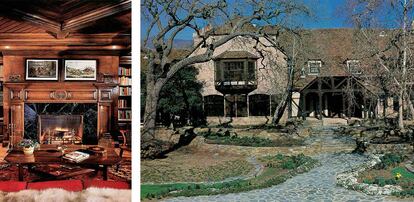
left=24, top=103, right=98, bottom=144
left=38, top=115, right=83, bottom=144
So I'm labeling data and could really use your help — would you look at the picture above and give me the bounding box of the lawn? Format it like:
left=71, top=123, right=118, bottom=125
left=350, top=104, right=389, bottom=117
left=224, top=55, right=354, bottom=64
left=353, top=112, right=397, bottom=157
left=141, top=153, right=318, bottom=200
left=141, top=146, right=253, bottom=183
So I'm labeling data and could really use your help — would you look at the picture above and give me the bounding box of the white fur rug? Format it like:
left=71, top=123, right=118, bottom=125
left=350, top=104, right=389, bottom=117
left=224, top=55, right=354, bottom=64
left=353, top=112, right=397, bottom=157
left=0, top=187, right=131, bottom=202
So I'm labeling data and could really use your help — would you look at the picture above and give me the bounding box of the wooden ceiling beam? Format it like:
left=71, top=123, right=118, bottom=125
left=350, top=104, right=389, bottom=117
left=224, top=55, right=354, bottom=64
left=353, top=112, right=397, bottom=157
left=61, top=0, right=131, bottom=32
left=0, top=33, right=130, bottom=46
left=0, top=4, right=61, bottom=34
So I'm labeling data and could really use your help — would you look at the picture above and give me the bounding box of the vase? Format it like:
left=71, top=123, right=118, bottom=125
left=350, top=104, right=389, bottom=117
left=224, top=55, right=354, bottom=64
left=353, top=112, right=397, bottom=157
left=23, top=147, right=34, bottom=155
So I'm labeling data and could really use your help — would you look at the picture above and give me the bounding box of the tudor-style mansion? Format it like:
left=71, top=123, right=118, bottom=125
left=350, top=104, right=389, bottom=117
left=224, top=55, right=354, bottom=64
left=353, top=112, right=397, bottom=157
left=194, top=28, right=401, bottom=124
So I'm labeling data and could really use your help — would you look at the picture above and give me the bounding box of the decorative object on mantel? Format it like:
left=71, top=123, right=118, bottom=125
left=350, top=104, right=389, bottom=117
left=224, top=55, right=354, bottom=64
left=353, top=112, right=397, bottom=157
left=64, top=59, right=97, bottom=81
left=8, top=74, right=22, bottom=82
left=98, top=73, right=116, bottom=84
left=26, top=59, right=59, bottom=81
left=17, top=139, right=39, bottom=155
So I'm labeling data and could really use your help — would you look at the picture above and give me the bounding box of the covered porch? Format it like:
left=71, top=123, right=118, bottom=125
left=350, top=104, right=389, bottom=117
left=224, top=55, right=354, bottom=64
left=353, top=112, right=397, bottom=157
left=294, top=76, right=377, bottom=119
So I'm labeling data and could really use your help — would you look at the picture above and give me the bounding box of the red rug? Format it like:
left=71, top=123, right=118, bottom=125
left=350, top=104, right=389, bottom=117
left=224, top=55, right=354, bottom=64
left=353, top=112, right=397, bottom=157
left=0, top=162, right=131, bottom=182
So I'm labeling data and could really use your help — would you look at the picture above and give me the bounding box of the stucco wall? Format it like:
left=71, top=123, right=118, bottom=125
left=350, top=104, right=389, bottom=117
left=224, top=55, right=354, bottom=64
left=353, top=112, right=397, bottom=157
left=192, top=35, right=288, bottom=97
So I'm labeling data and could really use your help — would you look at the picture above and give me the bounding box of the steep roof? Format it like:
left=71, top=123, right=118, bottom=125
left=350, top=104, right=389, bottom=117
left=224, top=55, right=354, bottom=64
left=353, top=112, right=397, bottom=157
left=215, top=51, right=259, bottom=59
left=275, top=28, right=399, bottom=90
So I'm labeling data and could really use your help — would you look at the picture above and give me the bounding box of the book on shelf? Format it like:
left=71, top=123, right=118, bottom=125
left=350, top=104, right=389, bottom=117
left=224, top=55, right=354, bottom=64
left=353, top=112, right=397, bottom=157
left=118, top=77, right=132, bottom=85
left=118, top=99, right=130, bottom=108
left=62, top=151, right=90, bottom=163
left=118, top=67, right=131, bottom=76
left=118, top=110, right=131, bottom=120
left=119, top=87, right=132, bottom=96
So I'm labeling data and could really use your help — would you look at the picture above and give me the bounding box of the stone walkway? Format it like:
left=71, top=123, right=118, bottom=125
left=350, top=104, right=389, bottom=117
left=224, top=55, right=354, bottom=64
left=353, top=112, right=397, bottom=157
left=163, top=126, right=408, bottom=202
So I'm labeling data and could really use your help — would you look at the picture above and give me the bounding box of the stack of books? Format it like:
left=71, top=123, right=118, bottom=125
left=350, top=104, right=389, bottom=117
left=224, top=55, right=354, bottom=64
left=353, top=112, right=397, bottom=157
left=62, top=151, right=90, bottom=163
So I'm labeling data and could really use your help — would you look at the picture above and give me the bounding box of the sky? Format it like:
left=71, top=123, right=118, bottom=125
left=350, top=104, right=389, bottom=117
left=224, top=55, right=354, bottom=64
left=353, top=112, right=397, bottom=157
left=141, top=0, right=352, bottom=41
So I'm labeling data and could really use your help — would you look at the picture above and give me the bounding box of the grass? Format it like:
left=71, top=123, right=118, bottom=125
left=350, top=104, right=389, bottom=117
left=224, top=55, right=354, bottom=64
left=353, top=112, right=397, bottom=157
left=203, top=133, right=304, bottom=147
left=141, top=153, right=318, bottom=200
left=141, top=159, right=253, bottom=183
left=141, top=183, right=193, bottom=199
left=391, top=167, right=414, bottom=181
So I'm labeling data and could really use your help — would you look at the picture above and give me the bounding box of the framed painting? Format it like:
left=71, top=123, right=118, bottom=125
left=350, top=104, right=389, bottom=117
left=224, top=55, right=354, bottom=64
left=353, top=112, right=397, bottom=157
left=26, top=59, right=59, bottom=80
left=64, top=59, right=97, bottom=81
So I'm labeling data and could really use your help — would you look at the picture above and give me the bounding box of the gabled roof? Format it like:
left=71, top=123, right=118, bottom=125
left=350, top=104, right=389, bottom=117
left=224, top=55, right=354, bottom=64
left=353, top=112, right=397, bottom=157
left=275, top=28, right=399, bottom=89
left=214, top=51, right=259, bottom=60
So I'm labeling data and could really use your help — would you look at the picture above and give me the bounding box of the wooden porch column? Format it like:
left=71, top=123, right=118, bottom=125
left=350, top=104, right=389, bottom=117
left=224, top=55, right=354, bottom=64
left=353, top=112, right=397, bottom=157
left=342, top=94, right=346, bottom=118
left=318, top=77, right=322, bottom=120
left=223, top=94, right=226, bottom=117
left=301, top=92, right=306, bottom=120
left=363, top=96, right=367, bottom=119
left=247, top=94, right=249, bottom=117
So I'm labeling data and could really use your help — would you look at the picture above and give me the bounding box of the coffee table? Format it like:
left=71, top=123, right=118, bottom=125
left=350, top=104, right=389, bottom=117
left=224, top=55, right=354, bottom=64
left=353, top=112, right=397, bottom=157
left=4, top=145, right=122, bottom=181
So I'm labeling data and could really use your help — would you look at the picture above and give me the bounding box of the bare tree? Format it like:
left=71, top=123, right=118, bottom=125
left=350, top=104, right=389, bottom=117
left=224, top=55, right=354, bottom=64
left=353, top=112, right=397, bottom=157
left=347, top=0, right=414, bottom=130
left=141, top=0, right=309, bottom=158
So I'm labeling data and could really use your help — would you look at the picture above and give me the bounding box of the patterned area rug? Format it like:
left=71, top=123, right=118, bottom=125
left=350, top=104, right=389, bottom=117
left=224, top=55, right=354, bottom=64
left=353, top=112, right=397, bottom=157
left=109, top=159, right=131, bottom=181
left=0, top=162, right=131, bottom=182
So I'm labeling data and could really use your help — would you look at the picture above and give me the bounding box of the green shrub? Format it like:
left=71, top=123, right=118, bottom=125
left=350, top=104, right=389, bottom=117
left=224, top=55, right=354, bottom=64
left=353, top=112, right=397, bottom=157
left=363, top=179, right=373, bottom=184
left=374, top=177, right=386, bottom=187
left=364, top=177, right=398, bottom=187
left=376, top=153, right=404, bottom=169
left=281, top=159, right=296, bottom=169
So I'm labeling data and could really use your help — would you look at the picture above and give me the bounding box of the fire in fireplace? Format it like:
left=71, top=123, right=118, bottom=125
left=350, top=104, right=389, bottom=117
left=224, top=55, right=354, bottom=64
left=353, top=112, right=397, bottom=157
left=38, top=115, right=83, bottom=144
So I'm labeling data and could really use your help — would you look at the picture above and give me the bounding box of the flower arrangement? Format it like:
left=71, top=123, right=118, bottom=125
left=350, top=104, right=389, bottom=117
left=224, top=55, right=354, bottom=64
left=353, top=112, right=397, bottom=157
left=17, top=139, right=39, bottom=148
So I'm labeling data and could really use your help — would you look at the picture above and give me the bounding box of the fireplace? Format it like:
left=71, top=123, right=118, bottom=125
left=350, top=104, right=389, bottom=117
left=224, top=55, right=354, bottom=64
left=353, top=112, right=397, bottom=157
left=38, top=115, right=83, bottom=144
left=24, top=103, right=98, bottom=144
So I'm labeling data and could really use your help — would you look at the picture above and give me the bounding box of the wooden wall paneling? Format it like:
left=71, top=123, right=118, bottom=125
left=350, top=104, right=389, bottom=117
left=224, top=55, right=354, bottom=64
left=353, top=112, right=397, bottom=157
left=10, top=103, right=24, bottom=145
left=97, top=103, right=111, bottom=139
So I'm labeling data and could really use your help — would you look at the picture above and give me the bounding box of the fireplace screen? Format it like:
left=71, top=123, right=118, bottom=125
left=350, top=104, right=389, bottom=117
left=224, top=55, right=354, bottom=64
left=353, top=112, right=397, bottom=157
left=38, top=115, right=83, bottom=144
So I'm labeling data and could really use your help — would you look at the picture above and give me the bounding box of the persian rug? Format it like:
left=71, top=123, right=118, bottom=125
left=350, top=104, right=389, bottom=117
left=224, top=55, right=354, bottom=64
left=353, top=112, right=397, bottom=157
left=0, top=187, right=131, bottom=202
left=109, top=159, right=131, bottom=181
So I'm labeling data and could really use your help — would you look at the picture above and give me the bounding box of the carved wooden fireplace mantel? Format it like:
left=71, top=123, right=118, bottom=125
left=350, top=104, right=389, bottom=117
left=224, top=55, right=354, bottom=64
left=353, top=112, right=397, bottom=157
left=3, top=82, right=118, bottom=145
left=1, top=53, right=121, bottom=146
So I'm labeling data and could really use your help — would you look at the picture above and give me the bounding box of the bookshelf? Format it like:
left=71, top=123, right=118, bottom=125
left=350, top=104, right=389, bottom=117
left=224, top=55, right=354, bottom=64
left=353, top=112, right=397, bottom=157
left=118, top=56, right=131, bottom=143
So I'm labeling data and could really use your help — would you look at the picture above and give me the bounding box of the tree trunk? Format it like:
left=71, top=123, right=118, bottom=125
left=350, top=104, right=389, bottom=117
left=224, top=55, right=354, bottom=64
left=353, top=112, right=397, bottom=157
left=272, top=91, right=288, bottom=125
left=398, top=91, right=404, bottom=130
left=142, top=83, right=160, bottom=142
left=273, top=66, right=293, bottom=125
left=141, top=80, right=172, bottom=159
left=404, top=92, right=414, bottom=120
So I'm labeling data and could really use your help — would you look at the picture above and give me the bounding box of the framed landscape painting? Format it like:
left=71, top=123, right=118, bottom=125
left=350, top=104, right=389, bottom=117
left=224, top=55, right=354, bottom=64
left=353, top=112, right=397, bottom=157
left=64, top=59, right=97, bottom=81
left=26, top=59, right=59, bottom=80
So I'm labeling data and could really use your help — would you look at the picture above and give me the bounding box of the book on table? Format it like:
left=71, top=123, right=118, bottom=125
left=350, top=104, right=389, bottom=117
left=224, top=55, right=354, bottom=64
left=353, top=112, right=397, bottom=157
left=62, top=151, right=90, bottom=163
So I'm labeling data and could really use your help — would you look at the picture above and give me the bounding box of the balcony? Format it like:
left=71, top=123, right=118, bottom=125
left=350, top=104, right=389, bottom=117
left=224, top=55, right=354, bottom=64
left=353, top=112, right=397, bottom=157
left=214, top=51, right=258, bottom=94
left=215, top=80, right=257, bottom=94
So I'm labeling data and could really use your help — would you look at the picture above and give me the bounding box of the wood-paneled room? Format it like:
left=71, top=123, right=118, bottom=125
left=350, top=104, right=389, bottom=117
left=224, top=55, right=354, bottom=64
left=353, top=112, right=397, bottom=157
left=0, top=0, right=132, bottom=197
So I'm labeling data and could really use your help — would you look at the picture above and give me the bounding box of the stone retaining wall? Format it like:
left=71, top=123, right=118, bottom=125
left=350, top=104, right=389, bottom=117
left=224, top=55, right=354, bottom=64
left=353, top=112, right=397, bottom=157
left=366, top=143, right=413, bottom=155
left=336, top=155, right=403, bottom=195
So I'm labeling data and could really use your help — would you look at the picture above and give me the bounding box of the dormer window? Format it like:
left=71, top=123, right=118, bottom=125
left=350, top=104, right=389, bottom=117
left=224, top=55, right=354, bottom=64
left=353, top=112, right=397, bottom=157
left=347, top=60, right=361, bottom=75
left=308, top=60, right=321, bottom=75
